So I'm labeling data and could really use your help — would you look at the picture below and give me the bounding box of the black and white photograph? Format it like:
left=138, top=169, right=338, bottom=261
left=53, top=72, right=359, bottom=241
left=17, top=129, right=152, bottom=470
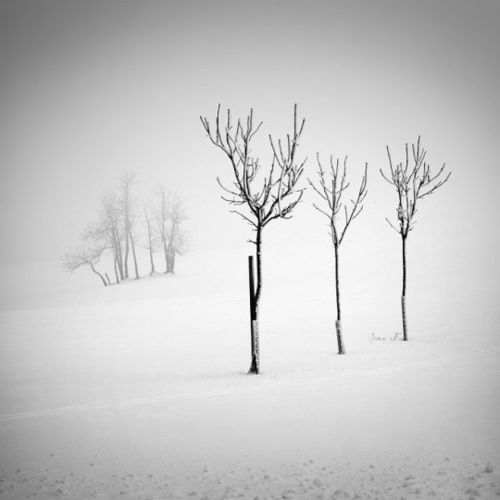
left=1, top=1, right=499, bottom=498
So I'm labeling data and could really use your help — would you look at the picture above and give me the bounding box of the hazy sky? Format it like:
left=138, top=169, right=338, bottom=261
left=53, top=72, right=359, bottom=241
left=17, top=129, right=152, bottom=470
left=1, top=0, right=499, bottom=287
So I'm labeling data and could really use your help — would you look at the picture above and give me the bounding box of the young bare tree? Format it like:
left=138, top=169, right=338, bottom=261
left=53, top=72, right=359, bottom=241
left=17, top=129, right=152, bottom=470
left=63, top=245, right=108, bottom=287
left=200, top=104, right=306, bottom=374
left=308, top=154, right=367, bottom=354
left=380, top=136, right=450, bottom=341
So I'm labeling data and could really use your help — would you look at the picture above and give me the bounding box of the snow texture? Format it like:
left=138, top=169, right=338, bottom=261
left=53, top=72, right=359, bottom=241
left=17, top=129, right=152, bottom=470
left=0, top=248, right=499, bottom=499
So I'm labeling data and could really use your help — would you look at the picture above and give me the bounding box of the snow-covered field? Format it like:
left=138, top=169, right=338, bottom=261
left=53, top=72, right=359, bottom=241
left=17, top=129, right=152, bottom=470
left=0, top=246, right=499, bottom=499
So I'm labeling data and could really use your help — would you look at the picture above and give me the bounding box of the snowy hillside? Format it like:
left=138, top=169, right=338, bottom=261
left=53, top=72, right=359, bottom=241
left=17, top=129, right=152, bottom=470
left=2, top=0, right=499, bottom=497
left=0, top=247, right=498, bottom=499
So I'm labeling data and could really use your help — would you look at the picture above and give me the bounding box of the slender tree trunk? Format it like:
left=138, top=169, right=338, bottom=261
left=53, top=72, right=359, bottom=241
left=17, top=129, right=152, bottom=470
left=166, top=244, right=172, bottom=273
left=89, top=263, right=108, bottom=287
left=114, top=226, right=125, bottom=280
left=113, top=254, right=120, bottom=284
left=255, top=225, right=262, bottom=302
left=166, top=245, right=172, bottom=273
left=401, top=235, right=408, bottom=341
left=162, top=234, right=169, bottom=273
left=248, top=225, right=262, bottom=374
left=124, top=213, right=130, bottom=279
left=149, top=247, right=155, bottom=274
left=248, top=256, right=259, bottom=374
left=123, top=236, right=129, bottom=278
left=334, top=243, right=345, bottom=354
left=166, top=228, right=175, bottom=273
left=146, top=215, right=155, bottom=275
left=130, top=233, right=140, bottom=279
left=105, top=273, right=111, bottom=286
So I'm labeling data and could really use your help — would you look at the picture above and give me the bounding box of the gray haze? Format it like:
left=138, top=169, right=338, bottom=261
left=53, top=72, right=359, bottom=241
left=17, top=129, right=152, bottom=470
left=1, top=0, right=499, bottom=302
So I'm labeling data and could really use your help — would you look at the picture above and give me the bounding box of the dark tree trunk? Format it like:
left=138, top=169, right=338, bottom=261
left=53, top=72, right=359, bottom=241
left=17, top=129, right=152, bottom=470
left=130, top=233, right=140, bottom=279
left=401, top=235, right=408, bottom=341
left=255, top=226, right=262, bottom=303
left=334, top=243, right=345, bottom=354
left=89, top=263, right=108, bottom=287
left=105, top=273, right=111, bottom=286
left=248, top=255, right=259, bottom=374
left=248, top=226, right=262, bottom=374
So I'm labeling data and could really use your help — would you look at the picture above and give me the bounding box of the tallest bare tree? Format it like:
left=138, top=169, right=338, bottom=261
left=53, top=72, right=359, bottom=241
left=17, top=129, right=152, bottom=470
left=200, top=104, right=307, bottom=374
left=381, top=136, right=450, bottom=341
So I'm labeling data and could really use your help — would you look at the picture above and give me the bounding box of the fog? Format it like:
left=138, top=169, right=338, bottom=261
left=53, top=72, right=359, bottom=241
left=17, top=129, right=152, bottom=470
left=1, top=0, right=499, bottom=301
left=1, top=3, right=500, bottom=497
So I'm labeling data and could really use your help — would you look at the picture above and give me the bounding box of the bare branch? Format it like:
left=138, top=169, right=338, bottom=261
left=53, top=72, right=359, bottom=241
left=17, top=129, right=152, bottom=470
left=201, top=104, right=306, bottom=235
left=381, top=137, right=450, bottom=237
left=310, top=154, right=368, bottom=247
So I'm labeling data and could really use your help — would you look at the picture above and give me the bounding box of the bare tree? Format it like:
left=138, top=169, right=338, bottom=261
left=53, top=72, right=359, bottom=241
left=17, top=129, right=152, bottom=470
left=91, top=191, right=125, bottom=283
left=166, top=195, right=187, bottom=274
left=120, top=171, right=140, bottom=280
left=380, top=136, right=450, bottom=341
left=156, top=187, right=169, bottom=274
left=86, top=174, right=139, bottom=283
left=63, top=245, right=108, bottom=287
left=200, top=104, right=306, bottom=374
left=87, top=174, right=140, bottom=283
left=65, top=172, right=191, bottom=288
left=156, top=188, right=187, bottom=274
left=308, top=154, right=367, bottom=354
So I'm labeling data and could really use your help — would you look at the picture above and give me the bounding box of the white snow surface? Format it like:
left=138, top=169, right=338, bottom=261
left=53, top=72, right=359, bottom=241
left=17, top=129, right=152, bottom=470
left=0, top=246, right=499, bottom=499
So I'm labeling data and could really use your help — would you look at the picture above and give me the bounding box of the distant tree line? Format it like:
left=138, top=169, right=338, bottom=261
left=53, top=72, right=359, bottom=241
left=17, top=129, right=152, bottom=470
left=63, top=171, right=187, bottom=285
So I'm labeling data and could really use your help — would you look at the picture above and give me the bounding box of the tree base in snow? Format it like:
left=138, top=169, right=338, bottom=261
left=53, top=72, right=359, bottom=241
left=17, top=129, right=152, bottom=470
left=336, top=320, right=345, bottom=355
left=248, top=319, right=260, bottom=374
left=401, top=295, right=408, bottom=341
